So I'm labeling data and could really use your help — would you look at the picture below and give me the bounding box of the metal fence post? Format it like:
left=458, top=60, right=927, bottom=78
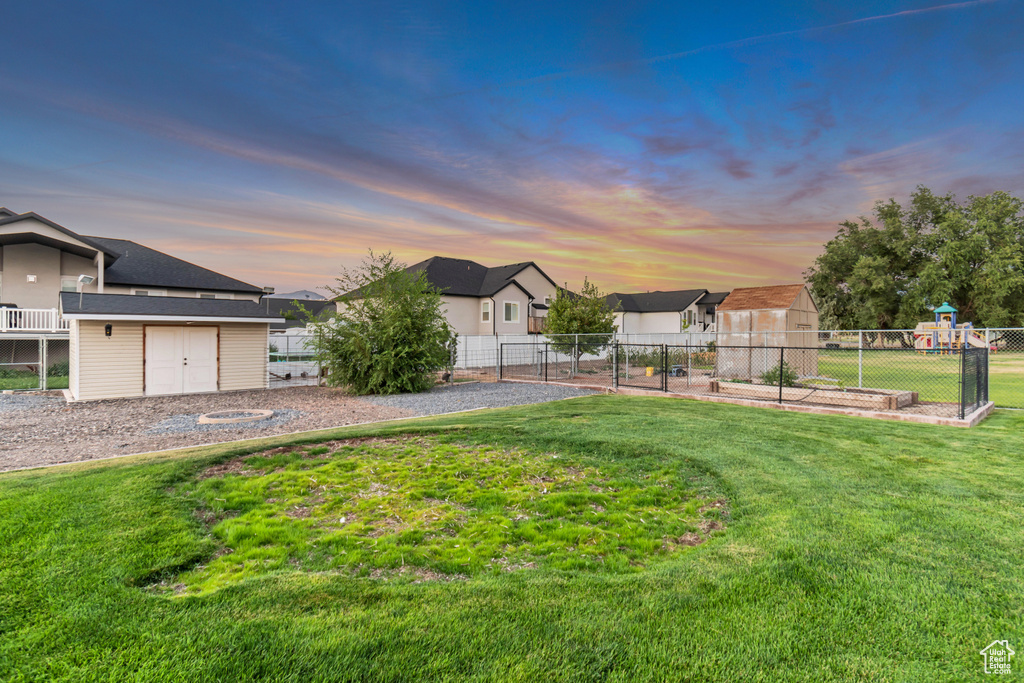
left=612, top=343, right=617, bottom=390
left=858, top=331, right=864, bottom=388
left=958, top=346, right=965, bottom=420
left=779, top=347, right=785, bottom=404
left=545, top=343, right=549, bottom=383
left=39, top=337, right=47, bottom=391
left=686, top=343, right=691, bottom=389
left=498, top=343, right=503, bottom=381
left=662, top=344, right=668, bottom=392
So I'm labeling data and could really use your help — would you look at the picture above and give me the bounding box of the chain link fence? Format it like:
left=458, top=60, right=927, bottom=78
left=268, top=333, right=320, bottom=388
left=0, top=335, right=70, bottom=391
left=499, top=341, right=989, bottom=420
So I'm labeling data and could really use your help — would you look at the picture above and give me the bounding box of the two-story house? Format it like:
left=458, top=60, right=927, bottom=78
left=0, top=208, right=281, bottom=400
left=340, top=256, right=560, bottom=336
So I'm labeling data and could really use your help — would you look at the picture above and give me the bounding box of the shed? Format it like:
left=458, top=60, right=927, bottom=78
left=715, top=284, right=818, bottom=378
left=60, top=293, right=282, bottom=400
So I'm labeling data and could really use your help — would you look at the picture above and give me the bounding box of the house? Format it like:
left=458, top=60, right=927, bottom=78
left=715, top=283, right=819, bottom=378
left=606, top=289, right=731, bottom=334
left=341, top=256, right=559, bottom=336
left=0, top=208, right=281, bottom=400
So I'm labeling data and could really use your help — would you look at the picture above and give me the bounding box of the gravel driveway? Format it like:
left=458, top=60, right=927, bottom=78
left=1, top=383, right=597, bottom=471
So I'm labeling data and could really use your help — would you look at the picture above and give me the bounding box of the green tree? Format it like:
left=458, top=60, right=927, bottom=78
left=545, top=278, right=617, bottom=374
left=806, top=187, right=1024, bottom=329
left=308, top=251, right=456, bottom=395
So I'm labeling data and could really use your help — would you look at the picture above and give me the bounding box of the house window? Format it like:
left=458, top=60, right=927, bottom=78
left=544, top=296, right=552, bottom=306
left=132, top=289, right=167, bottom=296
left=198, top=292, right=234, bottom=300
left=60, top=277, right=78, bottom=292
left=503, top=302, right=519, bottom=323
left=481, top=301, right=491, bottom=322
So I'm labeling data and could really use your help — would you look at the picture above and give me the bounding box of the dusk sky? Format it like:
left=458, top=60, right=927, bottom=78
left=2, top=1, right=1023, bottom=295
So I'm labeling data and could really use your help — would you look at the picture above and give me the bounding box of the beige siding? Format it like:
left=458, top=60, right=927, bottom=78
left=75, top=320, right=145, bottom=400
left=219, top=323, right=269, bottom=391
left=101, top=284, right=260, bottom=301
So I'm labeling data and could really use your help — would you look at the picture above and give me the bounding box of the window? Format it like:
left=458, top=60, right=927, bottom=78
left=60, top=277, right=78, bottom=292
left=544, top=296, right=552, bottom=306
left=481, top=301, right=491, bottom=322
left=198, top=292, right=234, bottom=300
left=503, top=301, right=519, bottom=323
left=132, top=289, right=167, bottom=296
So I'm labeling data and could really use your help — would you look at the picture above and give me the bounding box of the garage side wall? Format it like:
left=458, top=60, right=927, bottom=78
left=219, top=323, right=269, bottom=391
left=76, top=320, right=145, bottom=400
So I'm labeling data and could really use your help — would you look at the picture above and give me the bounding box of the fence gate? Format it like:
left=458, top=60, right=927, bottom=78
left=0, top=334, right=70, bottom=392
left=615, top=343, right=668, bottom=392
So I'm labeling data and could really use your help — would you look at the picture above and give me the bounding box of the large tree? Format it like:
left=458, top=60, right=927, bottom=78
left=806, top=187, right=1024, bottom=329
left=309, top=251, right=456, bottom=395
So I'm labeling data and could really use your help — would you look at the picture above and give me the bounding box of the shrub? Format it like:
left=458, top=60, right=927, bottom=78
left=47, top=361, right=69, bottom=378
left=308, top=251, right=456, bottom=395
left=760, top=362, right=799, bottom=387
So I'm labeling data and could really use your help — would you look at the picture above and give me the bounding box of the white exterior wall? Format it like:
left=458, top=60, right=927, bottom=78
left=615, top=303, right=700, bottom=334
left=219, top=323, right=270, bottom=391
left=74, top=320, right=145, bottom=400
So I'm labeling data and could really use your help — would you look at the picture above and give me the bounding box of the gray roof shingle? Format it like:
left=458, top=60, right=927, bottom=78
left=60, top=292, right=282, bottom=321
left=87, top=237, right=263, bottom=293
left=606, top=289, right=708, bottom=313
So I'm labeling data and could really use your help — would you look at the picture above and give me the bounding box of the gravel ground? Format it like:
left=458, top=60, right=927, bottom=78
left=359, top=382, right=598, bottom=414
left=0, top=383, right=598, bottom=471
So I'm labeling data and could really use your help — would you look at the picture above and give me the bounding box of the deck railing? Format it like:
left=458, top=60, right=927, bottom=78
left=0, top=308, right=69, bottom=332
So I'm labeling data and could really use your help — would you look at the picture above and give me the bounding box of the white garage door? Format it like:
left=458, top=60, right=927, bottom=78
left=145, top=326, right=218, bottom=396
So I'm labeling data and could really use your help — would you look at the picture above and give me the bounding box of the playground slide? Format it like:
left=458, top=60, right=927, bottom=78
left=966, top=334, right=988, bottom=349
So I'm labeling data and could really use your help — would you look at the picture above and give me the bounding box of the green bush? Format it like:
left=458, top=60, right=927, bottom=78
left=308, top=251, right=456, bottom=395
left=760, top=362, right=799, bottom=387
left=47, top=361, right=69, bottom=378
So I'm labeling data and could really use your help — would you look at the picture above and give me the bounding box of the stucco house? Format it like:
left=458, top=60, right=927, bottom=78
left=341, top=256, right=559, bottom=336
left=607, top=289, right=731, bottom=334
left=0, top=208, right=280, bottom=400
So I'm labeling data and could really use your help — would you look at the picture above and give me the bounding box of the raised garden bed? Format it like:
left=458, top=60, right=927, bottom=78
left=709, top=380, right=917, bottom=410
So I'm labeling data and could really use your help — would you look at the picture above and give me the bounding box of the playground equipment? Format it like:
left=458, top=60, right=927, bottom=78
left=913, top=302, right=990, bottom=354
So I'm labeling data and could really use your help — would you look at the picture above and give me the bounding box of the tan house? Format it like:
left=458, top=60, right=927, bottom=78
left=0, top=208, right=280, bottom=400
left=341, top=256, right=560, bottom=336
left=716, top=284, right=819, bottom=378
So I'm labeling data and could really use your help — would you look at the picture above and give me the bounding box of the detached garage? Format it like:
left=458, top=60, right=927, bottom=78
left=60, top=293, right=281, bottom=400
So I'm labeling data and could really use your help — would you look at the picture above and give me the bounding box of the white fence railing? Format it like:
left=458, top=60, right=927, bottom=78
left=0, top=308, right=69, bottom=333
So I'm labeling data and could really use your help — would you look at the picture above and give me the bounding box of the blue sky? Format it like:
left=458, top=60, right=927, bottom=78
left=2, top=0, right=1022, bottom=293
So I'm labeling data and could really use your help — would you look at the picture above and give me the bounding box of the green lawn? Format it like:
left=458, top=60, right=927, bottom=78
left=1, top=397, right=1022, bottom=681
left=0, top=371, right=68, bottom=390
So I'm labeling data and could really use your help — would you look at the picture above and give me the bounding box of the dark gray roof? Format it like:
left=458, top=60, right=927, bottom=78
left=0, top=212, right=120, bottom=260
left=606, top=289, right=708, bottom=313
left=87, top=237, right=263, bottom=294
left=344, top=256, right=557, bottom=300
left=60, top=292, right=282, bottom=321
left=697, top=291, right=730, bottom=306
